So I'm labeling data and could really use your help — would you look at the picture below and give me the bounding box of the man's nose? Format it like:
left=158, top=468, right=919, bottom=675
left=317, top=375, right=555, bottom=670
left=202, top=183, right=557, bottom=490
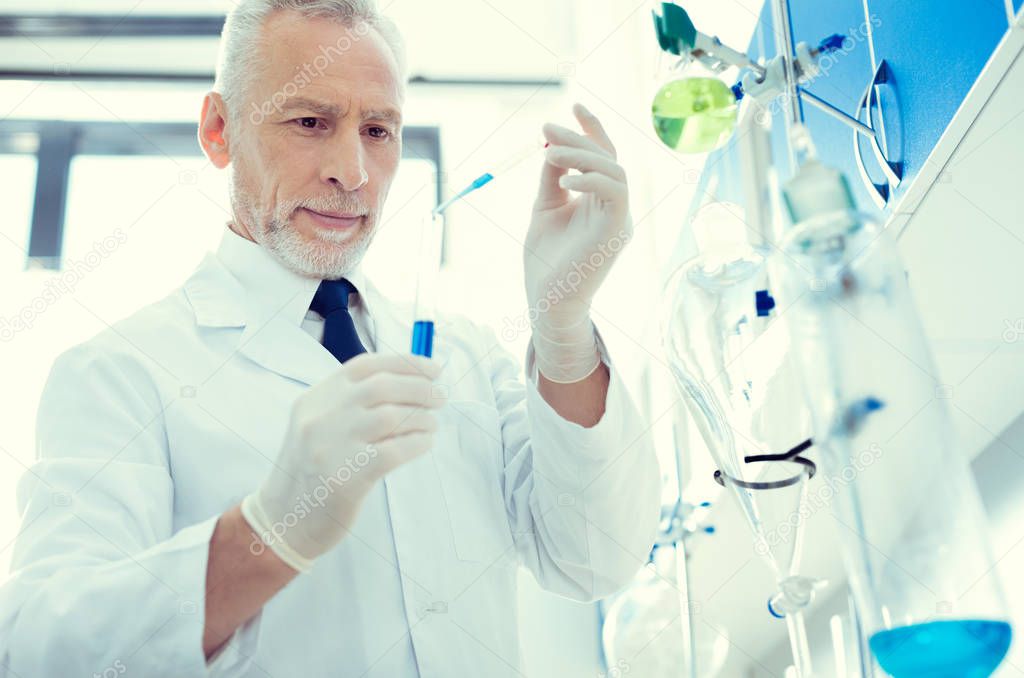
left=321, top=131, right=368, bottom=192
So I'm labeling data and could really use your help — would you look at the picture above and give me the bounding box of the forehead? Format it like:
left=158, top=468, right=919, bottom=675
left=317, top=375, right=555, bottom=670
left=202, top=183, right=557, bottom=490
left=255, top=11, right=404, bottom=111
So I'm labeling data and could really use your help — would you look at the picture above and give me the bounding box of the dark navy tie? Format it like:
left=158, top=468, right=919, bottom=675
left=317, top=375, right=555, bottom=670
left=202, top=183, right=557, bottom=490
left=310, top=278, right=367, bottom=363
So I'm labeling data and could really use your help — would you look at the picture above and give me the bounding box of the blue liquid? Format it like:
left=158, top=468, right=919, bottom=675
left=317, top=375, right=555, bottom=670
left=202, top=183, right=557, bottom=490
left=869, top=619, right=1011, bottom=678
left=411, top=320, right=435, bottom=357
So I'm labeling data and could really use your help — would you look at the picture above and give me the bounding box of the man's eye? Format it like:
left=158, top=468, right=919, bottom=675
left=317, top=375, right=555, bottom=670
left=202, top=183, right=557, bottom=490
left=296, top=117, right=322, bottom=130
left=367, top=127, right=391, bottom=139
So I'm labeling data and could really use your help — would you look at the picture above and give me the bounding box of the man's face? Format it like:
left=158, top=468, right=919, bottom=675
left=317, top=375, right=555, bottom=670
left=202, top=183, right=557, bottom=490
left=227, top=11, right=404, bottom=279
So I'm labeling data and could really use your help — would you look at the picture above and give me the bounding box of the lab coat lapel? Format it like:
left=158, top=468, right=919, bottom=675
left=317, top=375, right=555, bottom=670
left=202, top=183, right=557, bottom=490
left=183, top=252, right=341, bottom=387
left=237, top=313, right=341, bottom=387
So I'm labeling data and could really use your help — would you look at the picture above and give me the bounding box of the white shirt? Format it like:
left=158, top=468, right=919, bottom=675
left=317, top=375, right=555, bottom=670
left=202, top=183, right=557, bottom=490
left=0, top=225, right=661, bottom=677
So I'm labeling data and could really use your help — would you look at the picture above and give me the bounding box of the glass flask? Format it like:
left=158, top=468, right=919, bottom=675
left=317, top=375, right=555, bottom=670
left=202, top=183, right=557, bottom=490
left=661, top=202, right=810, bottom=514
left=773, top=206, right=1013, bottom=678
left=602, top=545, right=729, bottom=677
left=662, top=202, right=821, bottom=674
left=651, top=57, right=738, bottom=154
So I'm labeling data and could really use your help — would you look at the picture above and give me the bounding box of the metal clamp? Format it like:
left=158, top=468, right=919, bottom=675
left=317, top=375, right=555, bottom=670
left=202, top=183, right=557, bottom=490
left=854, top=59, right=903, bottom=209
left=713, top=437, right=817, bottom=490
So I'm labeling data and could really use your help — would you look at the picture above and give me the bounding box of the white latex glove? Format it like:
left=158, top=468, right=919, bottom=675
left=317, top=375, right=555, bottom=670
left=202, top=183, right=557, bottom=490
left=241, top=353, right=444, bottom=572
left=525, top=103, right=633, bottom=383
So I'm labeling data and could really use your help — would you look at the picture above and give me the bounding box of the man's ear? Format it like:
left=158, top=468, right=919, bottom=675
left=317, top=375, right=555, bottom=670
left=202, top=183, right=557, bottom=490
left=199, top=92, right=232, bottom=169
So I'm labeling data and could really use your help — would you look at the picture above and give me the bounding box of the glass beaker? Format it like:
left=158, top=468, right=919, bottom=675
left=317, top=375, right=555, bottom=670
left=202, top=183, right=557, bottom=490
left=773, top=207, right=1013, bottom=677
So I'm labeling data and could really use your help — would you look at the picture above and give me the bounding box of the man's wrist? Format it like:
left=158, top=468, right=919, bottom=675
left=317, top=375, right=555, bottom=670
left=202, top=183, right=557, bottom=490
left=203, top=504, right=297, bottom=659
left=222, top=503, right=299, bottom=577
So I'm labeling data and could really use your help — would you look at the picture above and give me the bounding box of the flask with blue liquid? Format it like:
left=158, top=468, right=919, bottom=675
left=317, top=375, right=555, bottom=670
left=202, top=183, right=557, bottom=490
left=774, top=160, right=1013, bottom=678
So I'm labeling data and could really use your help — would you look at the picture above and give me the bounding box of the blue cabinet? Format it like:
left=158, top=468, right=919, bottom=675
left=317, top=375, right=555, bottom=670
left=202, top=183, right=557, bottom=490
left=865, top=0, right=1006, bottom=206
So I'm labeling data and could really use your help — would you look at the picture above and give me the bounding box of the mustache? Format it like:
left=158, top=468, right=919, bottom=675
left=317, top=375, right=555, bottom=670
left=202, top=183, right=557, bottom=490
left=284, top=194, right=371, bottom=217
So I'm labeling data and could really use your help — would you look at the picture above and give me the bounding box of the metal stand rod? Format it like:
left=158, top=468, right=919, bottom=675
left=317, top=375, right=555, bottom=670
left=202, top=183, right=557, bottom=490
left=800, top=88, right=876, bottom=138
left=674, top=540, right=698, bottom=678
left=770, top=0, right=803, bottom=128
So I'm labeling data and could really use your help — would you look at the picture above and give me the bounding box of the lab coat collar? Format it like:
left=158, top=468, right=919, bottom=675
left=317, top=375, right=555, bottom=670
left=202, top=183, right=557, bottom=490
left=214, top=224, right=377, bottom=327
left=183, top=225, right=412, bottom=386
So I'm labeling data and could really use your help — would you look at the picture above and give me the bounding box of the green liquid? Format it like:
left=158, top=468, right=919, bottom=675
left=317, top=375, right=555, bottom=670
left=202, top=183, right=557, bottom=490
left=652, top=77, right=737, bottom=153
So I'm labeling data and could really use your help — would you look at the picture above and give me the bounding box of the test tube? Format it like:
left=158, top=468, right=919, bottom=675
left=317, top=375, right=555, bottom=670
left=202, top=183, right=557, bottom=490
left=411, top=140, right=546, bottom=357
left=411, top=211, right=443, bottom=357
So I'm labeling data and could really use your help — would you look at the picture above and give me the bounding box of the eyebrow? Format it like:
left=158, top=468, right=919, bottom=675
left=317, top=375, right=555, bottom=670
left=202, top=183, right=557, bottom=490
left=277, top=97, right=402, bottom=125
left=363, top=108, right=402, bottom=126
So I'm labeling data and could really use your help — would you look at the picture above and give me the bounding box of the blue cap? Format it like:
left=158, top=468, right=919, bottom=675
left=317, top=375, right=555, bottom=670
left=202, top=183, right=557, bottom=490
left=818, top=34, right=847, bottom=54
left=755, top=289, right=776, bottom=317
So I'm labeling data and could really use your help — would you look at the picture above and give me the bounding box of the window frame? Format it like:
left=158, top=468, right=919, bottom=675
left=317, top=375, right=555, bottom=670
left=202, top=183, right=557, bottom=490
left=0, top=118, right=442, bottom=270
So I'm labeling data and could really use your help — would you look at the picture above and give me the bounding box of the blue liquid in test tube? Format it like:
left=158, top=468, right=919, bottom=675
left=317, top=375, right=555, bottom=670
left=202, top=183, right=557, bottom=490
left=411, top=320, right=435, bottom=358
left=411, top=211, right=444, bottom=357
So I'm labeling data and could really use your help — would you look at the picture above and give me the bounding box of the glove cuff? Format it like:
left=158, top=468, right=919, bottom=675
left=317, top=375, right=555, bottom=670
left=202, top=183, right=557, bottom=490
left=240, top=493, right=314, bottom=573
left=531, top=315, right=602, bottom=384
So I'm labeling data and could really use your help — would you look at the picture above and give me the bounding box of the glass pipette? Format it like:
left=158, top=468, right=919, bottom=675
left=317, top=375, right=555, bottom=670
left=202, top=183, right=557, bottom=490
left=411, top=140, right=549, bottom=357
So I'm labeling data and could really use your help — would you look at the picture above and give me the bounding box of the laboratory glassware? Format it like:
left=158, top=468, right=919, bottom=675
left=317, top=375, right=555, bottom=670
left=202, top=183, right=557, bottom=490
left=602, top=540, right=729, bottom=677
left=773, top=162, right=1013, bottom=678
left=651, top=58, right=738, bottom=154
left=411, top=210, right=443, bottom=357
left=411, top=142, right=547, bottom=356
left=662, top=201, right=823, bottom=675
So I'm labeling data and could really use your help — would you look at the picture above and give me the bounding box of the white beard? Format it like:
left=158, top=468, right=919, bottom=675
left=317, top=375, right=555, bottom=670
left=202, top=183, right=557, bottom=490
left=230, top=173, right=376, bottom=280
left=261, top=212, right=374, bottom=279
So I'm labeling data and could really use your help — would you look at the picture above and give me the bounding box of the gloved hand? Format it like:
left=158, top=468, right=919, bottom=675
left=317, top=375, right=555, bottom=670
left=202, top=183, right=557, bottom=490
left=525, top=103, right=632, bottom=383
left=241, top=353, right=444, bottom=572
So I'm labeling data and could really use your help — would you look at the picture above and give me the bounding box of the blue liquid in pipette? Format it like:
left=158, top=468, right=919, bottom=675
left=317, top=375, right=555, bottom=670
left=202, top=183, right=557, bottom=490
left=433, top=173, right=495, bottom=216
left=411, top=320, right=435, bottom=357
left=869, top=619, right=1011, bottom=678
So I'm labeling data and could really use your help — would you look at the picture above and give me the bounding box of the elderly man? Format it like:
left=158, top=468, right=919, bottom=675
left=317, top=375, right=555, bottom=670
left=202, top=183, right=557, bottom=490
left=0, top=1, right=660, bottom=676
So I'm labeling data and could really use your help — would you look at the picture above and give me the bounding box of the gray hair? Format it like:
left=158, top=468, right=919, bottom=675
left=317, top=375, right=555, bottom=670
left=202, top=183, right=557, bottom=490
left=214, top=0, right=407, bottom=119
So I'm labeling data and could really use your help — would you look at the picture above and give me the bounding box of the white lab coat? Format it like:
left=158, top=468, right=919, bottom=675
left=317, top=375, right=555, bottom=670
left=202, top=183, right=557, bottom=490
left=0, top=228, right=661, bottom=677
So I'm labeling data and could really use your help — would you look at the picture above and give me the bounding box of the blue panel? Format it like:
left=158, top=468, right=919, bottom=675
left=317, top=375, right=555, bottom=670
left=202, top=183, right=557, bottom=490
left=866, top=0, right=1007, bottom=206
left=789, top=0, right=884, bottom=218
